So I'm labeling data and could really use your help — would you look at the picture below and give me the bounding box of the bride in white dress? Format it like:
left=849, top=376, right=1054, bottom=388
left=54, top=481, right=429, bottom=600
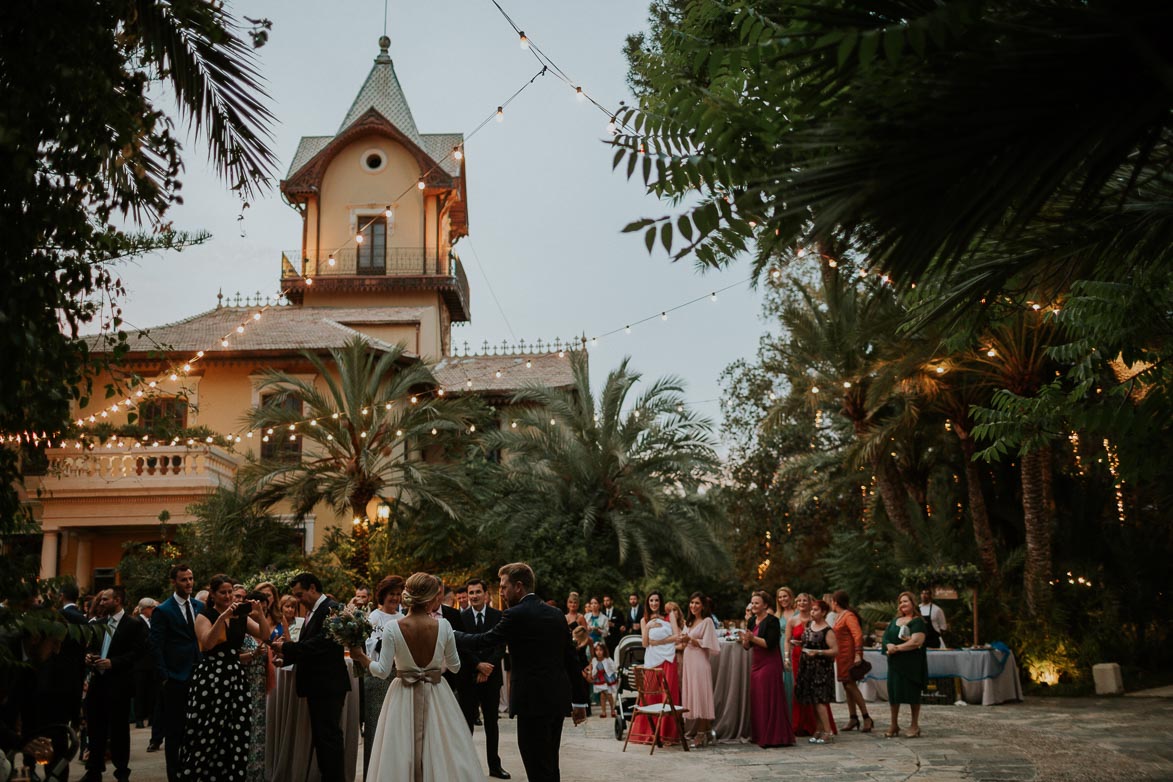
left=349, top=573, right=482, bottom=782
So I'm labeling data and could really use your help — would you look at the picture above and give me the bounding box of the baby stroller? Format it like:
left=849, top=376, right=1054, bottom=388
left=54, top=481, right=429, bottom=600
left=611, top=635, right=645, bottom=741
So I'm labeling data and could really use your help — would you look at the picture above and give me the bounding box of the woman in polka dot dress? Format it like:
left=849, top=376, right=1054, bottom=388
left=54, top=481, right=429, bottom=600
left=179, top=574, right=271, bottom=781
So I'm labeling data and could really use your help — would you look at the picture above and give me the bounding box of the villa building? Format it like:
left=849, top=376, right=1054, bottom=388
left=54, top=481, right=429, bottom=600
left=29, top=36, right=576, bottom=591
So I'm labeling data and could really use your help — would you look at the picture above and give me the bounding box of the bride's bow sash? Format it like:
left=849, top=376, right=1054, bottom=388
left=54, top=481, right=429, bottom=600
left=396, top=668, right=443, bottom=782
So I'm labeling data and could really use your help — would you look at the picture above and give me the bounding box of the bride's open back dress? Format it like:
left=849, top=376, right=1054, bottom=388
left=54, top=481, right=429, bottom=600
left=366, top=618, right=482, bottom=781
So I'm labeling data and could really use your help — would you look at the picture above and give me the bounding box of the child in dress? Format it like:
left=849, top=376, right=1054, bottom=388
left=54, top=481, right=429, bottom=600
left=589, top=642, right=619, bottom=718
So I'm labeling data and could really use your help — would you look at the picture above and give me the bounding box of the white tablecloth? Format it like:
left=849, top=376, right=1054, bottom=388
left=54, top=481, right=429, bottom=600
left=265, top=658, right=361, bottom=781
left=836, top=648, right=1022, bottom=706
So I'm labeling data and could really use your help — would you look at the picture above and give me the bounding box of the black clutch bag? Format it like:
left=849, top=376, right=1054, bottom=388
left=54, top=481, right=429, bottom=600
left=848, top=659, right=872, bottom=681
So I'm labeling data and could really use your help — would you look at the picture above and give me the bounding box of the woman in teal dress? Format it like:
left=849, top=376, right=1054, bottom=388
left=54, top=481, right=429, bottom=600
left=775, top=587, right=797, bottom=711
left=882, top=591, right=928, bottom=738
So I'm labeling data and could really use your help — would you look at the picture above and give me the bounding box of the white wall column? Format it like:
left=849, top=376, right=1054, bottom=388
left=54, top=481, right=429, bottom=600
left=39, top=531, right=58, bottom=580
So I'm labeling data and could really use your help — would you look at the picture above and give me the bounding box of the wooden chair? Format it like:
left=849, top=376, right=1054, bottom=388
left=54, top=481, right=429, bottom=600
left=622, top=665, right=690, bottom=755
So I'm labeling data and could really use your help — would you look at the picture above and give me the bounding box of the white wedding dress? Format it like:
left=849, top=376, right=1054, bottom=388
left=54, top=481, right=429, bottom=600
left=366, top=617, right=483, bottom=781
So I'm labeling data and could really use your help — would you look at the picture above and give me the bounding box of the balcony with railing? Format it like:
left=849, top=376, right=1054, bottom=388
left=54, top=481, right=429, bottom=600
left=35, top=444, right=240, bottom=500
left=281, top=247, right=471, bottom=321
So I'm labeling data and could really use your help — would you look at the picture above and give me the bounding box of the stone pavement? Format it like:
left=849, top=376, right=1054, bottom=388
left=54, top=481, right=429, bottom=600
left=73, top=697, right=1173, bottom=781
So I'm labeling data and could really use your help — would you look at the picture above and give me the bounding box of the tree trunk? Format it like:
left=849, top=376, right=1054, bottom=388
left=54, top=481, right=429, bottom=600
left=1021, top=448, right=1052, bottom=617
left=958, top=434, right=999, bottom=579
left=874, top=454, right=916, bottom=540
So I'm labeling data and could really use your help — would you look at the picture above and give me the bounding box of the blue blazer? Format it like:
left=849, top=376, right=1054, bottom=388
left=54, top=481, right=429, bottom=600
left=150, top=595, right=205, bottom=682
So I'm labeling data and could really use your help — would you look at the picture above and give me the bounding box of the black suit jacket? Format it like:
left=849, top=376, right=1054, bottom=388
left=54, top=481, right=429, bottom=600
left=281, top=598, right=351, bottom=698
left=458, top=606, right=504, bottom=689
left=622, top=605, right=643, bottom=634
left=457, top=594, right=588, bottom=718
left=150, top=595, right=204, bottom=682
left=89, top=613, right=148, bottom=686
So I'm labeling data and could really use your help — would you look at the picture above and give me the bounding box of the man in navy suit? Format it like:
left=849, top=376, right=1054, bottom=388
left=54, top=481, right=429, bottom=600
left=149, top=564, right=203, bottom=781
left=83, top=587, right=147, bottom=782
left=457, top=563, right=588, bottom=782
left=458, top=578, right=509, bottom=779
left=272, top=572, right=351, bottom=782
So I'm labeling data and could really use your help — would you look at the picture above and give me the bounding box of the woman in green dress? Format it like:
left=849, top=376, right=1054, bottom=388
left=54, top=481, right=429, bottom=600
left=882, top=591, right=928, bottom=738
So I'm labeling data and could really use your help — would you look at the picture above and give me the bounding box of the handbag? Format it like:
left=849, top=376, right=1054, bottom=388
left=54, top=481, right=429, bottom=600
left=848, top=659, right=872, bottom=681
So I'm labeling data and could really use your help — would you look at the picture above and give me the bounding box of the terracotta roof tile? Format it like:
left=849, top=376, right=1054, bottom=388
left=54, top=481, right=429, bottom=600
left=92, top=306, right=428, bottom=357
left=434, top=353, right=578, bottom=395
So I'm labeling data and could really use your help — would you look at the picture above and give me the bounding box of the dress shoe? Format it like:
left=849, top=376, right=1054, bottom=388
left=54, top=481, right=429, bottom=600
left=489, top=768, right=511, bottom=779
left=135, top=721, right=146, bottom=729
left=147, top=740, right=163, bottom=752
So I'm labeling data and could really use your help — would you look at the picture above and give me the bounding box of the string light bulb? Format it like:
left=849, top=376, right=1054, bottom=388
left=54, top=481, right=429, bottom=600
left=661, top=311, right=668, bottom=321
left=986, top=348, right=997, bottom=358
left=575, top=86, right=585, bottom=101
left=305, top=277, right=313, bottom=285
left=384, top=206, right=393, bottom=219
left=710, top=292, right=717, bottom=302
left=519, top=31, right=529, bottom=48
left=496, top=106, right=504, bottom=122
left=327, top=255, right=336, bottom=267
left=625, top=325, right=631, bottom=334
left=452, top=146, right=463, bottom=161
left=417, top=178, right=426, bottom=190
left=355, top=233, right=364, bottom=244
left=607, top=116, right=616, bottom=135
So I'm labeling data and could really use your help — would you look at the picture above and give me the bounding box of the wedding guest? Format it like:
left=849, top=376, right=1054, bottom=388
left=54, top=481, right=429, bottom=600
left=628, top=591, right=682, bottom=745
left=350, top=586, right=370, bottom=610
left=254, top=581, right=284, bottom=642
left=150, top=564, right=204, bottom=778
left=822, top=593, right=838, bottom=625
left=564, top=592, right=587, bottom=630
left=784, top=593, right=836, bottom=736
left=456, top=584, right=470, bottom=611
left=271, top=573, right=350, bottom=782
left=84, top=587, right=148, bottom=782
left=741, top=590, right=793, bottom=748
left=362, top=574, right=405, bottom=778
left=919, top=589, right=947, bottom=649
left=601, top=594, right=623, bottom=654
left=775, top=586, right=797, bottom=710
left=621, top=592, right=643, bottom=635
left=584, top=597, right=608, bottom=646
left=131, top=597, right=161, bottom=750
left=277, top=594, right=300, bottom=641
left=884, top=591, right=928, bottom=738
left=194, top=589, right=209, bottom=604
left=680, top=592, right=719, bottom=747
left=458, top=578, right=509, bottom=779
left=589, top=642, right=618, bottom=719
left=236, top=588, right=271, bottom=782
left=795, top=599, right=837, bottom=744
left=179, top=575, right=269, bottom=781
left=831, top=590, right=872, bottom=733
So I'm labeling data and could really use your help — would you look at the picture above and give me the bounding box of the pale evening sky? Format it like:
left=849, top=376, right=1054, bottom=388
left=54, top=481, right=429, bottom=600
left=114, top=0, right=765, bottom=431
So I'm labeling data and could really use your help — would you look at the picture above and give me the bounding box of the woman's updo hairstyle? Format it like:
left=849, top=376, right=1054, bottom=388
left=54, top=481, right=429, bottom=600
left=400, top=572, right=442, bottom=612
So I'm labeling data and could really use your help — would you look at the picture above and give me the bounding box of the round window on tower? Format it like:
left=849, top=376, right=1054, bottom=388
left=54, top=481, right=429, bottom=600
left=361, top=148, right=386, bottom=174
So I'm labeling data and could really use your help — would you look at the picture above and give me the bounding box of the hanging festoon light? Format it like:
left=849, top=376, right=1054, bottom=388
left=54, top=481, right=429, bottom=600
left=518, top=31, right=529, bottom=48
left=495, top=106, right=504, bottom=123
left=575, top=86, right=585, bottom=101
left=607, top=116, right=617, bottom=135
left=417, top=178, right=426, bottom=191
left=453, top=146, right=463, bottom=161
left=355, top=232, right=364, bottom=244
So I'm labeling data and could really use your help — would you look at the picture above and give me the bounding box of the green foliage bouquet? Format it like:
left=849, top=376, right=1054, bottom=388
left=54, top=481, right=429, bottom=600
left=324, top=607, right=372, bottom=676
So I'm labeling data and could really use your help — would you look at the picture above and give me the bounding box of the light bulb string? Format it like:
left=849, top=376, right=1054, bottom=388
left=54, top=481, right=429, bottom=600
left=311, top=66, right=549, bottom=270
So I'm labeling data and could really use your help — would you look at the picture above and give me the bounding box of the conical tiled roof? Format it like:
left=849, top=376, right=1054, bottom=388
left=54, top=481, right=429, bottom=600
left=337, top=36, right=423, bottom=147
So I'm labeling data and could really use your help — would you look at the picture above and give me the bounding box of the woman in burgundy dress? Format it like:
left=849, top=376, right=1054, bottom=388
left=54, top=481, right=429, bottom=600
left=741, top=591, right=794, bottom=748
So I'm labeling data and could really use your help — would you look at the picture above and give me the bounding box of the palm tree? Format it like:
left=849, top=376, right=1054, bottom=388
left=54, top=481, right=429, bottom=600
left=240, top=336, right=481, bottom=525
left=484, top=353, right=728, bottom=575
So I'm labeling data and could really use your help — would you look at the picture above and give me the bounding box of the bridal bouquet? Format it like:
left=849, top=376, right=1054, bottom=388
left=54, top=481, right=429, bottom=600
left=324, top=607, right=373, bottom=676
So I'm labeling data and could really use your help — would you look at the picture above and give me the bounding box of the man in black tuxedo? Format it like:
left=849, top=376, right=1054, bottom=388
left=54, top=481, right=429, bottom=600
left=272, top=572, right=351, bottom=782
left=601, top=594, right=623, bottom=654
left=457, top=563, right=588, bottom=782
left=83, top=587, right=147, bottom=782
left=457, top=579, right=509, bottom=779
left=620, top=591, right=643, bottom=635
left=149, top=564, right=203, bottom=778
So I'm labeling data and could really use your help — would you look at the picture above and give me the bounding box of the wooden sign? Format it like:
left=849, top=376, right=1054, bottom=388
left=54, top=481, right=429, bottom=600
left=933, top=586, right=958, bottom=600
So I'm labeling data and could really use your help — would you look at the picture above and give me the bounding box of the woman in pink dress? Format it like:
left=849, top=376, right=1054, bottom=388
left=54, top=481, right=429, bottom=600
left=628, top=591, right=683, bottom=745
left=679, top=592, right=720, bottom=747
left=784, top=593, right=838, bottom=737
left=741, top=591, right=794, bottom=748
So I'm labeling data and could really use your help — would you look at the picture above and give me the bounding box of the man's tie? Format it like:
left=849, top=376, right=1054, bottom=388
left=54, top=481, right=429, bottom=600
left=100, top=618, right=116, bottom=660
left=476, top=612, right=484, bottom=632
left=184, top=600, right=195, bottom=631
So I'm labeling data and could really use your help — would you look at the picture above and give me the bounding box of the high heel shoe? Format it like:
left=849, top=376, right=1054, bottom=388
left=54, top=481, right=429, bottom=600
left=844, top=716, right=861, bottom=732
left=861, top=715, right=874, bottom=733
left=905, top=727, right=921, bottom=738
left=883, top=726, right=900, bottom=738
left=809, top=732, right=826, bottom=744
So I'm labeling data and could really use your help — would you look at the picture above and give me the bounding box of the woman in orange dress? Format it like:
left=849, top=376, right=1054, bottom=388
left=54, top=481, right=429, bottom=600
left=832, top=590, right=873, bottom=732
left=784, top=593, right=837, bottom=737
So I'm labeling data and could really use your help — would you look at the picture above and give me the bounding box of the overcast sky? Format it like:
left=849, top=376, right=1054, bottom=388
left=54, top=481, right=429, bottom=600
left=116, top=0, right=765, bottom=430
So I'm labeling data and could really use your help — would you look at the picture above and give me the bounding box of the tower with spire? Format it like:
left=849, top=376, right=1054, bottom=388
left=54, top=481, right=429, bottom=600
left=280, top=36, right=469, bottom=358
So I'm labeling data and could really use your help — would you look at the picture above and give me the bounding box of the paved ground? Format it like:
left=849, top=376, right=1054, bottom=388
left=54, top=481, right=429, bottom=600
left=73, top=696, right=1173, bottom=781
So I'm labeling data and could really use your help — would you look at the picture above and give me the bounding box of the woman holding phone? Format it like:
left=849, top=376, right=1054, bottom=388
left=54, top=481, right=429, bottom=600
left=178, top=574, right=270, bottom=781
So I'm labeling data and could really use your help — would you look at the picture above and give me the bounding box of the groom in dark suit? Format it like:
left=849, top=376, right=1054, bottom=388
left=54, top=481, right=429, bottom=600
left=458, top=578, right=509, bottom=779
left=150, top=564, right=203, bottom=780
left=272, top=572, right=351, bottom=782
left=457, top=563, right=588, bottom=782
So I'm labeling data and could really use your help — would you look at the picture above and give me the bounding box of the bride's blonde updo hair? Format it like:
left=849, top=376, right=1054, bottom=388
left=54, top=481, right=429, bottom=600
left=400, top=572, right=442, bottom=612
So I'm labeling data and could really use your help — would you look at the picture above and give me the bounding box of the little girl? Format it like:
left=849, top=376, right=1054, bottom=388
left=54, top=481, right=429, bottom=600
left=589, top=642, right=619, bottom=718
